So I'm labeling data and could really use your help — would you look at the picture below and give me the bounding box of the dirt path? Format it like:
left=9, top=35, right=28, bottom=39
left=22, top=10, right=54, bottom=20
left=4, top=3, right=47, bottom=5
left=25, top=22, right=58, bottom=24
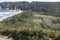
left=0, top=35, right=13, bottom=40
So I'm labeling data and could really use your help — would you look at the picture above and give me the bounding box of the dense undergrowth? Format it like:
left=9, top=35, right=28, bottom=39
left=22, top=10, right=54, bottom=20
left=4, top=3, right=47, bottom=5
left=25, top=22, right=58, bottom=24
left=0, top=28, right=60, bottom=40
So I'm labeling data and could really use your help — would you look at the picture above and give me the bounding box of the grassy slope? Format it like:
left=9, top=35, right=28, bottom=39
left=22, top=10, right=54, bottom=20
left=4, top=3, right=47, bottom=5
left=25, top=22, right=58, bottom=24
left=34, top=13, right=60, bottom=30
left=0, top=10, right=60, bottom=40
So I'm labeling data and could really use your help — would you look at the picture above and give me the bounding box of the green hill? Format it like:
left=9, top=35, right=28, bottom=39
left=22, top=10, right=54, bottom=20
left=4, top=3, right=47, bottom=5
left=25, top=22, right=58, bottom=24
left=0, top=10, right=60, bottom=40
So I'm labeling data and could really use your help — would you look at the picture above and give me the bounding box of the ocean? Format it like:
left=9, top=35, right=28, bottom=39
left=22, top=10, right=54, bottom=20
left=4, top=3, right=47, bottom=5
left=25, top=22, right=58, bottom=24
left=0, top=9, right=22, bottom=21
left=0, top=9, right=19, bottom=21
left=0, top=9, right=9, bottom=12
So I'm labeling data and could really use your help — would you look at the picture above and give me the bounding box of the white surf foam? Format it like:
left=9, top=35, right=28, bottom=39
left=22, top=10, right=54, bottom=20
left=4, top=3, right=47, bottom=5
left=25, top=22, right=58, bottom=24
left=0, top=10, right=23, bottom=21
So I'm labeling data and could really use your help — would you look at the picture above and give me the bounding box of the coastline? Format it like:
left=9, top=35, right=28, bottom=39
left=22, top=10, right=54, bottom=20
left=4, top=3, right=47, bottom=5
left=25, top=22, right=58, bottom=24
left=0, top=10, right=23, bottom=21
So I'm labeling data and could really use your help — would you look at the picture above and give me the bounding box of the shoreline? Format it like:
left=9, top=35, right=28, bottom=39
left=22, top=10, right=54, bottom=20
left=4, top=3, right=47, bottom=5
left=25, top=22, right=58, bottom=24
left=0, top=10, right=23, bottom=21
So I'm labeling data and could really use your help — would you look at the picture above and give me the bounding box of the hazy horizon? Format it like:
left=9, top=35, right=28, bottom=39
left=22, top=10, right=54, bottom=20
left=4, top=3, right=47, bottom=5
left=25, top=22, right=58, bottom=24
left=0, top=0, right=60, bottom=2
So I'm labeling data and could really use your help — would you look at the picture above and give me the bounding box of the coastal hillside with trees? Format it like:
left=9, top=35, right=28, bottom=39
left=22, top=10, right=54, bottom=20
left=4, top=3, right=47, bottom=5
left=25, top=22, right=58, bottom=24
left=0, top=2, right=60, bottom=40
left=0, top=2, right=60, bottom=16
left=0, top=10, right=60, bottom=40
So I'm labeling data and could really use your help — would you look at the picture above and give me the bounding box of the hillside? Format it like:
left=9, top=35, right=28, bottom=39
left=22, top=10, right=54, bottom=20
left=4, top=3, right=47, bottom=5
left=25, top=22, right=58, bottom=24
left=0, top=10, right=60, bottom=40
left=34, top=13, right=60, bottom=30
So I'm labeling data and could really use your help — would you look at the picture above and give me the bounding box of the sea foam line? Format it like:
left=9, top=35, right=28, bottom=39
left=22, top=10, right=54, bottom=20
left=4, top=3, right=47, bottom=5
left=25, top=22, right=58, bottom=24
left=0, top=10, right=23, bottom=21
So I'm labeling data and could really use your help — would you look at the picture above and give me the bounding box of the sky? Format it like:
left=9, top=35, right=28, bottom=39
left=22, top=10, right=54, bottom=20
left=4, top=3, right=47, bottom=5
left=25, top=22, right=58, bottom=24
left=0, top=0, right=60, bottom=2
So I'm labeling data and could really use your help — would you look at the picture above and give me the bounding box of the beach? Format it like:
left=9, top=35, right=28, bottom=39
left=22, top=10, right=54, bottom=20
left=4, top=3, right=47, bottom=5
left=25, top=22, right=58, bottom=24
left=0, top=10, right=23, bottom=21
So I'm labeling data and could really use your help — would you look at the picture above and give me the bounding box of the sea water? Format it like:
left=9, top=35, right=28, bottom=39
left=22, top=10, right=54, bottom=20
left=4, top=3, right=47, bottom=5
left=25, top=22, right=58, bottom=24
left=0, top=9, right=19, bottom=21
left=0, top=9, right=9, bottom=12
